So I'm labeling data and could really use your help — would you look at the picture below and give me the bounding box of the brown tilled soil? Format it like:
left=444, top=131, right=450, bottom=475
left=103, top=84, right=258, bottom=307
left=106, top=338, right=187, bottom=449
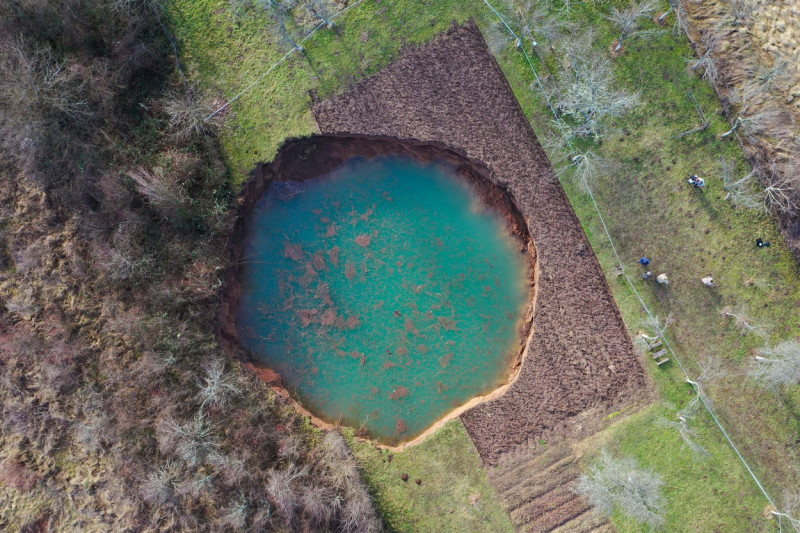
left=490, top=441, right=614, bottom=533
left=313, top=20, right=649, bottom=460
left=309, top=20, right=650, bottom=531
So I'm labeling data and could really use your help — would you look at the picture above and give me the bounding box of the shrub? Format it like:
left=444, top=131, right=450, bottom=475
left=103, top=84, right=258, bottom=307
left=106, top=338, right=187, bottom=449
left=576, top=450, right=666, bottom=528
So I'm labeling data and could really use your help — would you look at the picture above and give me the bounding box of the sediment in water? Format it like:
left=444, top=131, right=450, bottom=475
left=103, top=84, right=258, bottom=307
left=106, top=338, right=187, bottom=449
left=218, top=134, right=537, bottom=445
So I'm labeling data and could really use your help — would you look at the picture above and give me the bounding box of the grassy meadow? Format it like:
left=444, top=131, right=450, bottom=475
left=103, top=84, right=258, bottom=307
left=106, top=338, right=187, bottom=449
left=166, top=0, right=800, bottom=530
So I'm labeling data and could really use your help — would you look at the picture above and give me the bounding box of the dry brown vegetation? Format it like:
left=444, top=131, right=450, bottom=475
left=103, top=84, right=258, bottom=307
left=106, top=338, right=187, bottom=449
left=0, top=1, right=380, bottom=531
left=681, top=0, right=800, bottom=255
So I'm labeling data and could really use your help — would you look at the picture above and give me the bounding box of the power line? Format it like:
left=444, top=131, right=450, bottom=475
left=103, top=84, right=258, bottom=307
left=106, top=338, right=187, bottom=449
left=185, top=0, right=792, bottom=525
left=206, top=0, right=368, bottom=120
left=479, top=0, right=795, bottom=529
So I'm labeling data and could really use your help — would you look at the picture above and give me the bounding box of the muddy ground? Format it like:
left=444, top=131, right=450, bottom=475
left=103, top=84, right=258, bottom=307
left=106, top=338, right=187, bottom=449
left=312, top=20, right=650, bottom=471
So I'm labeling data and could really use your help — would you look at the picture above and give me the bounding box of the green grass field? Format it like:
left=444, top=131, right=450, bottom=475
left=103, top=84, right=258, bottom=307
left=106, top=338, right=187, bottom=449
left=345, top=420, right=515, bottom=533
left=166, top=0, right=800, bottom=530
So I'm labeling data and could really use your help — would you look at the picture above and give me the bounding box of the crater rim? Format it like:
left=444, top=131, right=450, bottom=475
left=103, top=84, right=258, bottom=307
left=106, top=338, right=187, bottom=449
left=218, top=134, right=538, bottom=449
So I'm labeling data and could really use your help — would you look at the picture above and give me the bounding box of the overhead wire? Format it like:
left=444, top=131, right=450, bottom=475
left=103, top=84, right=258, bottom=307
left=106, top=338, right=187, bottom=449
left=480, top=0, right=795, bottom=529
left=186, top=0, right=794, bottom=525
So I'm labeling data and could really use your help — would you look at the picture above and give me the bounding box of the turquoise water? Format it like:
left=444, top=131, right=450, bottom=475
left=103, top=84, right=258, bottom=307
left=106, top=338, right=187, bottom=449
left=236, top=156, right=530, bottom=444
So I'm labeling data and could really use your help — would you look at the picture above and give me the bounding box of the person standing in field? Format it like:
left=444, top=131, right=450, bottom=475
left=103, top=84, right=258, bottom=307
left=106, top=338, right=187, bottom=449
left=656, top=273, right=669, bottom=285
left=702, top=276, right=714, bottom=287
left=688, top=175, right=705, bottom=188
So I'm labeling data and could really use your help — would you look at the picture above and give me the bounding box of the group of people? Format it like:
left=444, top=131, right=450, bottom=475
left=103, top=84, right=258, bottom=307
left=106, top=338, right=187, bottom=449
left=626, top=174, right=773, bottom=287
left=637, top=257, right=713, bottom=287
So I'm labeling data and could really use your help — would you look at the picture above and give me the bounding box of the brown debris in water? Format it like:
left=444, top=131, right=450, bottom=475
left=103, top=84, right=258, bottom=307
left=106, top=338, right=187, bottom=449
left=439, top=352, right=454, bottom=368
left=345, top=262, right=357, bottom=280
left=315, top=284, right=334, bottom=306
left=298, top=309, right=319, bottom=327
left=389, top=386, right=410, bottom=400
left=355, top=234, right=372, bottom=247
left=284, top=242, right=304, bottom=261
left=320, top=307, right=338, bottom=326
left=396, top=420, right=408, bottom=435
left=312, top=252, right=327, bottom=271
left=328, top=246, right=340, bottom=267
left=346, top=315, right=361, bottom=329
left=305, top=262, right=318, bottom=278
left=438, top=317, right=458, bottom=331
left=325, top=223, right=338, bottom=237
left=360, top=206, right=375, bottom=221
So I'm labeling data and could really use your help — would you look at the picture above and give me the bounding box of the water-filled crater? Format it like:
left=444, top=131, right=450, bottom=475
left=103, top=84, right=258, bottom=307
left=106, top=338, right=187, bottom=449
left=226, top=137, right=535, bottom=445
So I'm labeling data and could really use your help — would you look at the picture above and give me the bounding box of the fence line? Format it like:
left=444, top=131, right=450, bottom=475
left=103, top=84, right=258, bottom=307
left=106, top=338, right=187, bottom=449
left=190, top=0, right=792, bottom=526
left=206, top=0, right=368, bottom=120
left=479, top=0, right=796, bottom=530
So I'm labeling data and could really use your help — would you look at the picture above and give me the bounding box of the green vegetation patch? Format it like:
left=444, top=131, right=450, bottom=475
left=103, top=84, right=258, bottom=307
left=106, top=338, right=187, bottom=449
left=345, top=420, right=515, bottom=533
left=166, top=0, right=800, bottom=530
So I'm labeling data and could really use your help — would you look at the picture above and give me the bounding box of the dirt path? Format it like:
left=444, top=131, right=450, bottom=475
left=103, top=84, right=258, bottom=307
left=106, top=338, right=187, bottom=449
left=312, top=21, right=650, bottom=529
left=490, top=441, right=614, bottom=533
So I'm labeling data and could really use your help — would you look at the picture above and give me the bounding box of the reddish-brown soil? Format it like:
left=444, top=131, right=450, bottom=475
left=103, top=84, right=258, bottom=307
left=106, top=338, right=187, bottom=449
left=313, top=21, right=650, bottom=468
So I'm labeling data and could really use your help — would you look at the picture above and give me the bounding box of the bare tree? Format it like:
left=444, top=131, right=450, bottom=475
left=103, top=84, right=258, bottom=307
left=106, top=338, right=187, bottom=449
left=762, top=164, right=800, bottom=215
left=559, top=150, right=612, bottom=193
left=720, top=157, right=761, bottom=210
left=751, top=339, right=800, bottom=390
left=685, top=354, right=726, bottom=409
left=162, top=91, right=217, bottom=140
left=304, top=0, right=337, bottom=28
left=218, top=492, right=251, bottom=530
left=487, top=0, right=568, bottom=61
left=195, top=359, right=241, bottom=409
left=267, top=464, right=308, bottom=524
left=772, top=491, right=800, bottom=530
left=555, top=39, right=639, bottom=139
left=127, top=166, right=185, bottom=211
left=658, top=0, right=689, bottom=34
left=725, top=0, right=756, bottom=27
left=724, top=304, right=768, bottom=338
left=576, top=450, right=666, bottom=528
left=266, top=0, right=305, bottom=51
left=156, top=412, right=218, bottom=466
left=721, top=85, right=785, bottom=140
left=232, top=0, right=306, bottom=51
left=749, top=54, right=796, bottom=92
left=657, top=400, right=709, bottom=458
left=686, top=31, right=720, bottom=85
left=606, top=0, right=661, bottom=52
left=642, top=313, right=674, bottom=339
left=140, top=461, right=181, bottom=505
left=0, top=37, right=92, bottom=174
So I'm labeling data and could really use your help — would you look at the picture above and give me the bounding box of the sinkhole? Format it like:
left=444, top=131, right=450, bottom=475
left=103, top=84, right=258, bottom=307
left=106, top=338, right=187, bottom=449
left=227, top=137, right=535, bottom=445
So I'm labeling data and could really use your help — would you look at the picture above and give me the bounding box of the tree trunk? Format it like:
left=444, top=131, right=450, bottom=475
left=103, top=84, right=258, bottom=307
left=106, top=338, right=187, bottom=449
left=721, top=118, right=740, bottom=138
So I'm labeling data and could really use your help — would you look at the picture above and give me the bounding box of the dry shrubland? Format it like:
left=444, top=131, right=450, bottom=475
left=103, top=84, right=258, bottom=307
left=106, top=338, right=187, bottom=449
left=0, top=1, right=381, bottom=531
